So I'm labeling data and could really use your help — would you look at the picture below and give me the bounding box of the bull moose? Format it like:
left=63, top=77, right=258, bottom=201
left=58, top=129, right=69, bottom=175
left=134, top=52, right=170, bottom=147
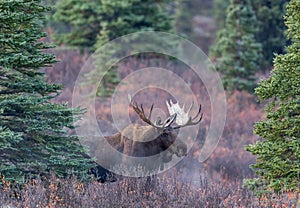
left=91, top=96, right=203, bottom=180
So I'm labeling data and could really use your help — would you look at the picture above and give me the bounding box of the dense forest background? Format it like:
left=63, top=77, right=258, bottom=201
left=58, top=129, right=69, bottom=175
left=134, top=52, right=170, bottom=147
left=0, top=0, right=299, bottom=207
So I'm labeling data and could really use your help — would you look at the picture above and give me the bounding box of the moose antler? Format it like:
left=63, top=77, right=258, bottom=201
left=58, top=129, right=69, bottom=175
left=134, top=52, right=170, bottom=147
left=128, top=94, right=177, bottom=129
left=166, top=100, right=202, bottom=129
left=128, top=94, right=154, bottom=126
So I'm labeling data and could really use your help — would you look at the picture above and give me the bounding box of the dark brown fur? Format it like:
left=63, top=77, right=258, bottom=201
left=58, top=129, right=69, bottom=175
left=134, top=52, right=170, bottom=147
left=106, top=124, right=187, bottom=159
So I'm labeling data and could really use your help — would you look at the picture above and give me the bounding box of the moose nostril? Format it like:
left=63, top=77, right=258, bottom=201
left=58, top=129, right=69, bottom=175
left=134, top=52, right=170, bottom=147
left=177, top=148, right=187, bottom=157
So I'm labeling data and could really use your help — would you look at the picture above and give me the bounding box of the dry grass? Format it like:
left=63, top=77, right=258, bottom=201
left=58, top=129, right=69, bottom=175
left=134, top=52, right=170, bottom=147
left=1, top=172, right=299, bottom=208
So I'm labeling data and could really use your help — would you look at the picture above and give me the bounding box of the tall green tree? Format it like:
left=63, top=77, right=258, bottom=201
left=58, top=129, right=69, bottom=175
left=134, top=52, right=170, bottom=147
left=213, top=0, right=288, bottom=70
left=0, top=0, right=93, bottom=183
left=210, top=0, right=262, bottom=92
left=93, top=0, right=173, bottom=96
left=53, top=0, right=101, bottom=49
left=54, top=0, right=172, bottom=51
left=54, top=0, right=173, bottom=96
left=95, top=0, right=172, bottom=46
left=252, top=0, right=288, bottom=69
left=245, top=0, right=300, bottom=195
left=213, top=0, right=230, bottom=29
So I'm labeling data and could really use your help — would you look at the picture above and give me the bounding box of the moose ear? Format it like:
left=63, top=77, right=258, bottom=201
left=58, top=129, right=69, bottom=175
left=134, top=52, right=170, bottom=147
left=162, top=113, right=177, bottom=128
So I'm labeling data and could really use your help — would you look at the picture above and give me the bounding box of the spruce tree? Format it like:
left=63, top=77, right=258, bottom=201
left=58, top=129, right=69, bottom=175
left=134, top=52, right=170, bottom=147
left=54, top=0, right=173, bottom=96
left=0, top=0, right=93, bottom=183
left=92, top=0, right=173, bottom=96
left=245, top=0, right=300, bottom=195
left=53, top=0, right=101, bottom=49
left=95, top=0, right=172, bottom=45
left=210, top=0, right=262, bottom=92
left=213, top=0, right=287, bottom=71
left=213, top=0, right=230, bottom=29
left=54, top=0, right=172, bottom=51
left=252, top=0, right=288, bottom=69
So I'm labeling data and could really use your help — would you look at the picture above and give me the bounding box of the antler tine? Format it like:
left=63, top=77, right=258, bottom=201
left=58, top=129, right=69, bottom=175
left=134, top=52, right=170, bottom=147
left=140, top=104, right=145, bottom=114
left=192, top=104, right=202, bottom=120
left=128, top=95, right=157, bottom=126
left=187, top=101, right=194, bottom=115
left=140, top=103, right=153, bottom=122
left=149, top=104, right=154, bottom=120
left=192, top=109, right=203, bottom=124
left=173, top=103, right=203, bottom=129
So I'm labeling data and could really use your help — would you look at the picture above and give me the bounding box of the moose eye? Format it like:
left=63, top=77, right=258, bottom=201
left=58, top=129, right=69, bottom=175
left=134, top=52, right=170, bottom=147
left=162, top=126, right=172, bottom=133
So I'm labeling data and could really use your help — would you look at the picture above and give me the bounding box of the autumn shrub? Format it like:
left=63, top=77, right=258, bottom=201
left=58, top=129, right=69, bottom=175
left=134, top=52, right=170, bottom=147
left=1, top=172, right=298, bottom=207
left=205, top=91, right=264, bottom=181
